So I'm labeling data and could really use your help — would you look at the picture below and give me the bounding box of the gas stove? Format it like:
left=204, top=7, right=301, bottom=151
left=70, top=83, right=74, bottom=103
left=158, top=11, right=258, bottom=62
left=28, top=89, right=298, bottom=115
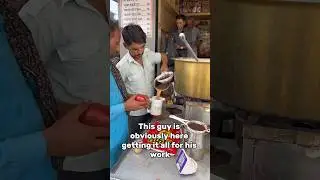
left=173, top=94, right=211, bottom=125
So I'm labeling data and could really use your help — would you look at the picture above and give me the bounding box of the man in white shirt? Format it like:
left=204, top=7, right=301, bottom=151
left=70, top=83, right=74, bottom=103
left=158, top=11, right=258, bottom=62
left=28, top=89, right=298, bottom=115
left=117, top=24, right=169, bottom=135
left=19, top=0, right=108, bottom=179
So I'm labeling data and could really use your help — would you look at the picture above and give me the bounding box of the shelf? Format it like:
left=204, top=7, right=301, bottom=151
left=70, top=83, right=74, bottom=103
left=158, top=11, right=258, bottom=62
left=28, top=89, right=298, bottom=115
left=184, top=12, right=211, bottom=18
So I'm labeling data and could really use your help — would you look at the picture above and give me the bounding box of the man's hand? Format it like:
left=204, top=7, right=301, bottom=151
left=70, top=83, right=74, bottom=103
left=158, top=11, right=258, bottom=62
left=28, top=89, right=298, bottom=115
left=124, top=94, right=149, bottom=112
left=161, top=65, right=169, bottom=72
left=43, top=103, right=108, bottom=156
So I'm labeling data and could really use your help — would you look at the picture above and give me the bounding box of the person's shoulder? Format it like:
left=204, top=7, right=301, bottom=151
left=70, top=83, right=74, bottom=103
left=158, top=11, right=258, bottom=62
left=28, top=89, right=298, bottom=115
left=116, top=57, right=126, bottom=67
left=144, top=48, right=161, bottom=62
left=19, top=0, right=59, bottom=18
left=144, top=48, right=159, bottom=56
left=144, top=48, right=151, bottom=53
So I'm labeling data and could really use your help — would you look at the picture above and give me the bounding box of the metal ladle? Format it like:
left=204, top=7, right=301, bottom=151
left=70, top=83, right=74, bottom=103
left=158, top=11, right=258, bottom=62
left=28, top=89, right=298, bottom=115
left=179, top=33, right=199, bottom=62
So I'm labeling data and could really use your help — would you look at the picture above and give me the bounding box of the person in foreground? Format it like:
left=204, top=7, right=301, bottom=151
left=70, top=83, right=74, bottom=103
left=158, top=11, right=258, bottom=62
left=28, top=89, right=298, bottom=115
left=117, top=24, right=169, bottom=135
left=0, top=3, right=108, bottom=180
left=109, top=22, right=149, bottom=169
left=19, top=0, right=109, bottom=179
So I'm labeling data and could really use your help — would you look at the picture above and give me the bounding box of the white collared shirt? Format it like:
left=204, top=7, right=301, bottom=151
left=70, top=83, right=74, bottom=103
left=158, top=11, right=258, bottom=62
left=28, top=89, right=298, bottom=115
left=19, top=0, right=108, bottom=105
left=19, top=0, right=108, bottom=172
left=116, top=48, right=161, bottom=116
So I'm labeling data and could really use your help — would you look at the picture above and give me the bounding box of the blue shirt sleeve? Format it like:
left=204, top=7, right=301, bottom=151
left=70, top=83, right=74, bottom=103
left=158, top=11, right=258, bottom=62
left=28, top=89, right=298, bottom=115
left=111, top=103, right=125, bottom=120
left=0, top=131, right=47, bottom=169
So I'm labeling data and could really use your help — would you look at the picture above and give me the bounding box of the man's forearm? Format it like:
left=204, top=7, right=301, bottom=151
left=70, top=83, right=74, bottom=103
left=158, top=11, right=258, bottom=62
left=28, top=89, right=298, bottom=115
left=160, top=53, right=168, bottom=67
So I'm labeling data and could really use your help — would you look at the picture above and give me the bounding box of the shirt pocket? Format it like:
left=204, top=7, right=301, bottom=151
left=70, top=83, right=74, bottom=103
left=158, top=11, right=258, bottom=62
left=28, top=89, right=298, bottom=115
left=57, top=39, right=100, bottom=62
left=127, top=74, right=141, bottom=82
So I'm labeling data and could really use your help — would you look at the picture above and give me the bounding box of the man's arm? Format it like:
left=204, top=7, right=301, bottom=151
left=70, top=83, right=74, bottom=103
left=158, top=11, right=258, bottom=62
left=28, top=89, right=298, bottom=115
left=111, top=95, right=150, bottom=119
left=1, top=105, right=108, bottom=172
left=147, top=49, right=168, bottom=72
left=160, top=53, right=169, bottom=72
left=0, top=132, right=47, bottom=169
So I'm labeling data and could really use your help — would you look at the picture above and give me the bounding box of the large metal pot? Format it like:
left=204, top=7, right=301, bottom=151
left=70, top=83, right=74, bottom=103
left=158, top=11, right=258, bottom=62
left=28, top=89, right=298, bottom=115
left=212, top=0, right=320, bottom=121
left=174, top=58, right=210, bottom=100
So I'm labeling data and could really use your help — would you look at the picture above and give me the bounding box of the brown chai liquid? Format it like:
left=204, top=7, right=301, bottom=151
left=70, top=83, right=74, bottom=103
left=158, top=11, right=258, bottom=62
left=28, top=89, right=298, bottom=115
left=188, top=122, right=206, bottom=131
left=155, top=81, right=170, bottom=98
left=159, top=74, right=171, bottom=80
left=156, top=89, right=162, bottom=98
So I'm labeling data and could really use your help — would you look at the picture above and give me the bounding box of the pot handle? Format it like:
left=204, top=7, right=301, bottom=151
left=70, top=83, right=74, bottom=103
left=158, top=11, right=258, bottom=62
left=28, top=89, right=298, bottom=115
left=205, top=124, right=210, bottom=133
left=179, top=124, right=187, bottom=144
left=169, top=115, right=189, bottom=125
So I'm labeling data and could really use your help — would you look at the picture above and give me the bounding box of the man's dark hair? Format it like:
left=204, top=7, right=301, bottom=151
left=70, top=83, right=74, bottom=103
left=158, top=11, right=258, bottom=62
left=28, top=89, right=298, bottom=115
left=176, top=14, right=186, bottom=21
left=122, top=24, right=146, bottom=46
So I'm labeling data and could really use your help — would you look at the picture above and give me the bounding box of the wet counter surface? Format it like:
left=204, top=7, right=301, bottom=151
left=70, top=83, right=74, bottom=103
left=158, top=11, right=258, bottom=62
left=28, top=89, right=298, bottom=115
left=110, top=112, right=223, bottom=180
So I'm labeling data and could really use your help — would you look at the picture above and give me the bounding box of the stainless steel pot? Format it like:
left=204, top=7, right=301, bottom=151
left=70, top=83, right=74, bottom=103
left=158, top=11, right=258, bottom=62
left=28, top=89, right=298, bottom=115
left=169, top=115, right=210, bottom=161
left=212, top=0, right=320, bottom=121
left=174, top=58, right=210, bottom=100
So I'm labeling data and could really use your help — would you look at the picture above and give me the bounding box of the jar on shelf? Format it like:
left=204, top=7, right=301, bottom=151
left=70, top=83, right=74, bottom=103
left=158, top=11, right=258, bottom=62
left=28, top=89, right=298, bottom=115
left=192, top=2, right=197, bottom=13
left=196, top=2, right=202, bottom=13
left=202, top=1, right=210, bottom=13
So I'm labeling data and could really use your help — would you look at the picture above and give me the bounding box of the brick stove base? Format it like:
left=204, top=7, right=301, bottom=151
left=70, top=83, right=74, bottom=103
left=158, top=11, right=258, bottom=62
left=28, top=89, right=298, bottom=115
left=241, top=116, right=320, bottom=180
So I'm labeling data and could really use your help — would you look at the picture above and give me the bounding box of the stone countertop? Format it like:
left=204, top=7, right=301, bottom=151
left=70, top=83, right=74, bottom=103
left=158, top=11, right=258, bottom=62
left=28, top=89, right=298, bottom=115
left=110, top=114, right=220, bottom=180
